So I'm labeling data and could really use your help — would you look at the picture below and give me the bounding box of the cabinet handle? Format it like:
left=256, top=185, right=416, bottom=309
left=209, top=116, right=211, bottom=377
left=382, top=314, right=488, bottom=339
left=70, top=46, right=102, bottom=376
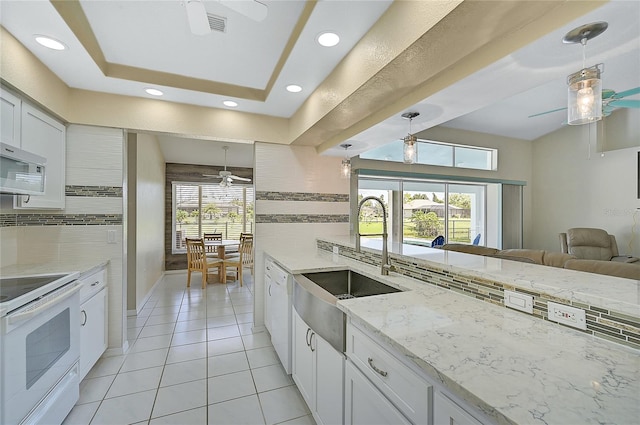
left=91, top=281, right=100, bottom=287
left=81, top=310, right=87, bottom=326
left=305, top=328, right=311, bottom=347
left=268, top=284, right=271, bottom=296
left=367, top=357, right=388, bottom=377
left=23, top=195, right=30, bottom=204
left=309, top=332, right=315, bottom=352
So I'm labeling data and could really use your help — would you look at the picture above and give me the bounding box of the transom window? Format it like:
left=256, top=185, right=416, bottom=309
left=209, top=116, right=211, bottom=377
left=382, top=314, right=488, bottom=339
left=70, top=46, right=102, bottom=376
left=360, top=139, right=496, bottom=171
left=172, top=182, right=254, bottom=254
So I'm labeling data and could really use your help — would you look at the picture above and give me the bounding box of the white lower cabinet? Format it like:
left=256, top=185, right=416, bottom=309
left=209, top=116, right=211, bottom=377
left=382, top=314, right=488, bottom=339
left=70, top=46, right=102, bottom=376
left=79, top=268, right=108, bottom=380
left=292, top=308, right=344, bottom=425
left=434, top=392, right=484, bottom=425
left=345, top=360, right=411, bottom=425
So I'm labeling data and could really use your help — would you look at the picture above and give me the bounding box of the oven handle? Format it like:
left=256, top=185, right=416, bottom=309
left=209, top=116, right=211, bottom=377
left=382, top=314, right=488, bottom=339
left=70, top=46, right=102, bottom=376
left=7, top=283, right=81, bottom=325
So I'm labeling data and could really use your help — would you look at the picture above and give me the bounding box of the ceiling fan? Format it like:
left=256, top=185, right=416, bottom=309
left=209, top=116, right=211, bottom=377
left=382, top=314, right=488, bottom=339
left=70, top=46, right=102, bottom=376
left=203, top=146, right=251, bottom=187
left=528, top=86, right=640, bottom=119
left=185, top=0, right=267, bottom=35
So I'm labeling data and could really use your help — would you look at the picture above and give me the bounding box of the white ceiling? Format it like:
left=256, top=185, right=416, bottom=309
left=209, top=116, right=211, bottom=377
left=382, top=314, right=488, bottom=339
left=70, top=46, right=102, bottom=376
left=1, top=0, right=638, bottom=164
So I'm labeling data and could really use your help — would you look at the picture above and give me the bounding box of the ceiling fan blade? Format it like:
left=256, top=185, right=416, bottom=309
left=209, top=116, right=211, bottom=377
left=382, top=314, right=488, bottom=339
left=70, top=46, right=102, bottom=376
left=216, top=0, right=267, bottom=21
left=613, top=86, right=640, bottom=99
left=608, top=99, right=640, bottom=108
left=230, top=175, right=251, bottom=182
left=185, top=0, right=211, bottom=35
left=528, top=107, right=567, bottom=118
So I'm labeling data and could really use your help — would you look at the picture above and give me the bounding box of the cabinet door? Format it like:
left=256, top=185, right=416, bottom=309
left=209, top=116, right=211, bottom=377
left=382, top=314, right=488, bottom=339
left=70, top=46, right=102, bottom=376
left=314, top=331, right=344, bottom=425
left=292, top=309, right=314, bottom=408
left=345, top=360, right=411, bottom=425
left=434, top=392, right=484, bottom=425
left=1, top=88, right=21, bottom=147
left=264, top=271, right=273, bottom=333
left=15, top=103, right=66, bottom=209
left=79, top=288, right=108, bottom=380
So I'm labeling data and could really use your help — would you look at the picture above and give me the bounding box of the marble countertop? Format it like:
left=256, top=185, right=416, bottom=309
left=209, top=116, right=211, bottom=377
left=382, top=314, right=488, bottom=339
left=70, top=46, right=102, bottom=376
left=322, top=236, right=640, bottom=317
left=264, top=245, right=640, bottom=425
left=1, top=258, right=109, bottom=279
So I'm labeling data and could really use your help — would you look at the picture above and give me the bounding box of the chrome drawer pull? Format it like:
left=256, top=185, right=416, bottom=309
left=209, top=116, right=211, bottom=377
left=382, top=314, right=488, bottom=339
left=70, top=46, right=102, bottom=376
left=368, top=357, right=388, bottom=377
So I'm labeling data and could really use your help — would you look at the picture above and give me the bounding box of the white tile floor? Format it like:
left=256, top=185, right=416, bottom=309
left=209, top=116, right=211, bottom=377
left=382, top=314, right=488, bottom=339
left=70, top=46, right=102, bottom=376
left=63, top=272, right=315, bottom=425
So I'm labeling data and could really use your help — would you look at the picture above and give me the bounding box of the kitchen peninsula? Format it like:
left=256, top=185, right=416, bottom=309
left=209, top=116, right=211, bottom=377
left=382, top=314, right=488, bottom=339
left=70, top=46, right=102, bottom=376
left=265, top=237, right=640, bottom=425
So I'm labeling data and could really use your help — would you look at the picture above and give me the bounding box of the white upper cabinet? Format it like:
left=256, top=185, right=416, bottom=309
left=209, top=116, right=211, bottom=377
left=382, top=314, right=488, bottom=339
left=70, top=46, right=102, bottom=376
left=1, top=88, right=21, bottom=147
left=14, top=103, right=66, bottom=209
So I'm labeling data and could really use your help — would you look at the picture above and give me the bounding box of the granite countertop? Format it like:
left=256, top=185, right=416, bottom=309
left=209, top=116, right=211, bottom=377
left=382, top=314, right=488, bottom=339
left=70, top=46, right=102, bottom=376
left=264, top=246, right=640, bottom=425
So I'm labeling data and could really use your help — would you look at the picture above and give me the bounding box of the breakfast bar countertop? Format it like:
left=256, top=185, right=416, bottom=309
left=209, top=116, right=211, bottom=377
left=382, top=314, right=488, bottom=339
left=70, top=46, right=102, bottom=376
left=264, top=244, right=640, bottom=425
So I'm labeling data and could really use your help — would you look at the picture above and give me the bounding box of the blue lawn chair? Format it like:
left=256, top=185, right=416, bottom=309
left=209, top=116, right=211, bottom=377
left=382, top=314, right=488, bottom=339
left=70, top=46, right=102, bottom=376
left=431, top=235, right=445, bottom=247
left=472, top=234, right=481, bottom=245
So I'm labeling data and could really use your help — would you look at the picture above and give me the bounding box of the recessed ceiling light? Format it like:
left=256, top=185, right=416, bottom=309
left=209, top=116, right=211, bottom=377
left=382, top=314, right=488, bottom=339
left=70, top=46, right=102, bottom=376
left=317, top=32, right=340, bottom=47
left=286, top=85, right=302, bottom=93
left=34, top=35, right=66, bottom=50
left=223, top=100, right=238, bottom=107
left=145, top=88, right=163, bottom=96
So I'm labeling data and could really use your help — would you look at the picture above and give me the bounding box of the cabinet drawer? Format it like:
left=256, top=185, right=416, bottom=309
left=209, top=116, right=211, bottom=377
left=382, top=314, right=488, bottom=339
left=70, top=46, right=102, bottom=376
left=79, top=268, right=106, bottom=303
left=347, top=323, right=431, bottom=424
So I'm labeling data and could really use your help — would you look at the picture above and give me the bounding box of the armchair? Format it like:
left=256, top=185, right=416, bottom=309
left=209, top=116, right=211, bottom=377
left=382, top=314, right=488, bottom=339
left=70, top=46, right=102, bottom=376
left=559, top=228, right=639, bottom=263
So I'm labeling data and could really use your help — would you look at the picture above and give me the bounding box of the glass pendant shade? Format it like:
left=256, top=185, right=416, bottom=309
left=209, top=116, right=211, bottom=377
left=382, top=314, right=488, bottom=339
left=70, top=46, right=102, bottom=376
left=567, top=65, right=602, bottom=125
left=340, top=158, right=351, bottom=179
left=403, top=135, right=417, bottom=164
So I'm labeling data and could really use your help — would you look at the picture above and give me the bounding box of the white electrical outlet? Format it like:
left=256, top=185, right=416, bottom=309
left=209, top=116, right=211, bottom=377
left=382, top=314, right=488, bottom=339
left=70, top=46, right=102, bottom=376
left=504, top=290, right=533, bottom=314
left=547, top=301, right=586, bottom=330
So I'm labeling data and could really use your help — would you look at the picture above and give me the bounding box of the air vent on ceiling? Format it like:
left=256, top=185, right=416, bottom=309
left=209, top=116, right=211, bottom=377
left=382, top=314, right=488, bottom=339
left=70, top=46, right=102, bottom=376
left=207, top=14, right=227, bottom=33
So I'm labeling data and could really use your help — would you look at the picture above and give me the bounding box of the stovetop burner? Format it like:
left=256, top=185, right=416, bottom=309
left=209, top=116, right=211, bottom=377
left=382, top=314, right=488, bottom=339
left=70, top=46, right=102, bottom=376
left=0, top=274, right=68, bottom=303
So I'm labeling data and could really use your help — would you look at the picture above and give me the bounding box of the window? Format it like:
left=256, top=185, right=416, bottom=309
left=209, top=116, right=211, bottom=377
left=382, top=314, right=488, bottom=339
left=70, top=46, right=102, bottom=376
left=172, top=183, right=254, bottom=253
left=358, top=176, right=486, bottom=249
left=360, top=139, right=496, bottom=171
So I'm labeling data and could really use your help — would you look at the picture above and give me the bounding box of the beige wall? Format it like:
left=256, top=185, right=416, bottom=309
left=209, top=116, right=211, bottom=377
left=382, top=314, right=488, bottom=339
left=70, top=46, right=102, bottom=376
left=254, top=143, right=350, bottom=326
left=531, top=108, right=640, bottom=254
left=134, top=133, right=166, bottom=311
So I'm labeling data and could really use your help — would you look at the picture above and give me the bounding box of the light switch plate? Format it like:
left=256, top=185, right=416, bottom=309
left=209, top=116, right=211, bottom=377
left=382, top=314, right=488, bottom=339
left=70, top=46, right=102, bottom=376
left=547, top=301, right=586, bottom=330
left=504, top=290, right=533, bottom=314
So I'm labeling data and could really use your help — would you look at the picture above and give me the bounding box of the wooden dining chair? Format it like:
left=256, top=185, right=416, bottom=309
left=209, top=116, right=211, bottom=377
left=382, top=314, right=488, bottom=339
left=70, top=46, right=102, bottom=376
left=186, top=238, right=222, bottom=289
left=222, top=236, right=254, bottom=286
left=203, top=232, right=223, bottom=257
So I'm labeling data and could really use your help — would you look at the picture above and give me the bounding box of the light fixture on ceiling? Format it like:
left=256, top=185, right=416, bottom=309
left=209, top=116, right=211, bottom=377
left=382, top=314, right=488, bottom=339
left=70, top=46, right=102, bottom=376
left=286, top=84, right=302, bottom=93
left=317, top=32, right=340, bottom=47
left=34, top=35, right=66, bottom=50
left=223, top=100, right=238, bottom=108
left=145, top=88, right=163, bottom=96
left=340, top=143, right=352, bottom=179
left=401, top=112, right=419, bottom=164
left=563, top=22, right=608, bottom=125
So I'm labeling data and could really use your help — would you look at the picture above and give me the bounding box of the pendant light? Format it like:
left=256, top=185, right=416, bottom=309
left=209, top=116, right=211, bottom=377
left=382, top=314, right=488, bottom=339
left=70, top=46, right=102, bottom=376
left=340, top=143, right=352, bottom=179
left=563, top=22, right=607, bottom=125
left=402, top=112, right=419, bottom=163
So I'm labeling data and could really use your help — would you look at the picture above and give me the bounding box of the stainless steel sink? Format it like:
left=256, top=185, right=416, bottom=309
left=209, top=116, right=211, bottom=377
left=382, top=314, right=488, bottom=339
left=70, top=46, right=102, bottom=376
left=293, top=270, right=401, bottom=352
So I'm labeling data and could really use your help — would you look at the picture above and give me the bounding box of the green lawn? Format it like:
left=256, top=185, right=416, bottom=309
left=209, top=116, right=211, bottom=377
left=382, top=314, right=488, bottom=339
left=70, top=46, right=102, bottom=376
left=358, top=219, right=472, bottom=243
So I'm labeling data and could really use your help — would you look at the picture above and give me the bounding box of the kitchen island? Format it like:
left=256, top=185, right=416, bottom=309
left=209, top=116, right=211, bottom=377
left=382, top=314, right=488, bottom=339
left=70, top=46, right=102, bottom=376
left=265, top=240, right=640, bottom=425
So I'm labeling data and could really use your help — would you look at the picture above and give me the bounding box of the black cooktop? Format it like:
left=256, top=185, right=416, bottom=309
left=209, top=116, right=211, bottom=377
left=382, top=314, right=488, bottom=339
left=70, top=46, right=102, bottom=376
left=0, top=274, right=68, bottom=302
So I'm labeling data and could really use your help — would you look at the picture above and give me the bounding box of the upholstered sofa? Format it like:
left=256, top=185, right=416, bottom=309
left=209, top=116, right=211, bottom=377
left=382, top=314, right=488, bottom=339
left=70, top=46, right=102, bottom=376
left=441, top=243, right=639, bottom=279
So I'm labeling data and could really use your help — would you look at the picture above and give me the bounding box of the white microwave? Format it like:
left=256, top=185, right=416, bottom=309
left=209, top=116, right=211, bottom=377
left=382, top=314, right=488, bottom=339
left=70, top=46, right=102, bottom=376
left=0, top=143, right=46, bottom=195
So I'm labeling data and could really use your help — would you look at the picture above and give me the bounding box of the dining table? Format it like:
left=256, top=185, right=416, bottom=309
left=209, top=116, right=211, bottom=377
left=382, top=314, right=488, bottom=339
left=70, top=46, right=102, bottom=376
left=203, top=239, right=241, bottom=282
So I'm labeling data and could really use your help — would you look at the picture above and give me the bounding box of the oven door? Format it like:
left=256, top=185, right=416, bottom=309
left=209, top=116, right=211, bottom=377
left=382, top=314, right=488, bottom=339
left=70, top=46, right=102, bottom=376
left=1, top=283, right=81, bottom=425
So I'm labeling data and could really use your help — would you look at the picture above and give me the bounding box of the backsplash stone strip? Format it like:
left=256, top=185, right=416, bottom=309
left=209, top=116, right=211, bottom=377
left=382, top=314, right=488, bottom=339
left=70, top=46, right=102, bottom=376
left=319, top=239, right=640, bottom=350
left=256, top=191, right=348, bottom=202
left=65, top=185, right=122, bottom=197
left=256, top=214, right=349, bottom=223
left=1, top=213, right=123, bottom=226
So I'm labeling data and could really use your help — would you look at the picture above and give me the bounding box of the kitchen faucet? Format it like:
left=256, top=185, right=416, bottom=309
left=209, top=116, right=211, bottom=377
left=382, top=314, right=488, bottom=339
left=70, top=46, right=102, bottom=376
left=356, top=196, right=396, bottom=275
